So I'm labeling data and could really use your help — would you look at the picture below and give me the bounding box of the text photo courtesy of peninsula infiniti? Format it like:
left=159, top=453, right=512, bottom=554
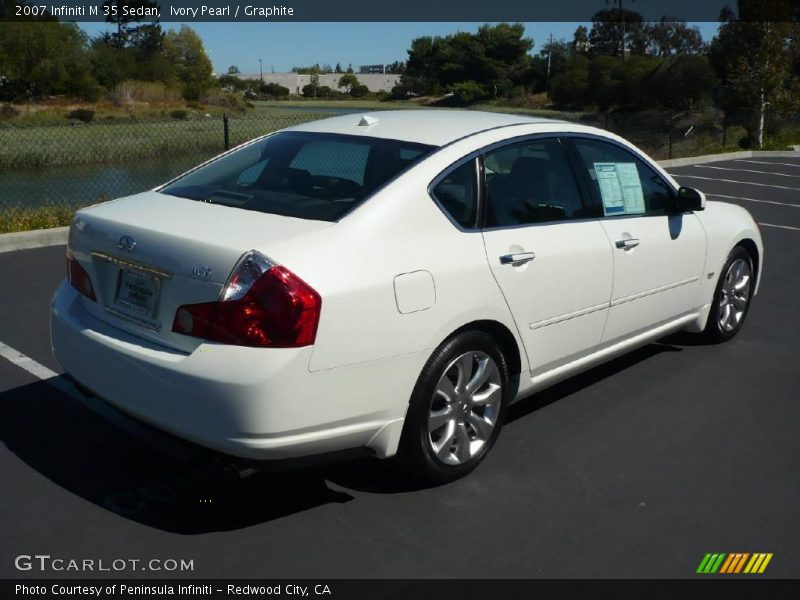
left=51, top=110, right=763, bottom=484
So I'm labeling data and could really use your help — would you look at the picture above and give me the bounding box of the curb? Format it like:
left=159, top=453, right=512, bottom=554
left=0, top=151, right=798, bottom=255
left=659, top=149, right=799, bottom=168
left=0, top=226, right=68, bottom=255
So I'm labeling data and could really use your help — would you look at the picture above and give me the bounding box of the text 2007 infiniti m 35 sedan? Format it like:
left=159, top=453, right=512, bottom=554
left=52, top=110, right=763, bottom=483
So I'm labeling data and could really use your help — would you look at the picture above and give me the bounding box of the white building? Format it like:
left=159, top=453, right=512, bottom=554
left=239, top=73, right=401, bottom=95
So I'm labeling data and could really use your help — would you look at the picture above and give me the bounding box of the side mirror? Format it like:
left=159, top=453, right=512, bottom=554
left=676, top=186, right=706, bottom=212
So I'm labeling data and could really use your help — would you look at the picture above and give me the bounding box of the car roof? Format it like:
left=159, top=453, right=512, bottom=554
left=283, top=109, right=564, bottom=147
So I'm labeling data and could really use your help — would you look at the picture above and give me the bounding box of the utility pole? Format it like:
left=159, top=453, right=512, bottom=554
left=259, top=58, right=263, bottom=82
left=546, top=32, right=553, bottom=85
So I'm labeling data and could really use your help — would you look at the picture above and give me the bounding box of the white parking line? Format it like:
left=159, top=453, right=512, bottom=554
left=758, top=222, right=800, bottom=232
left=735, top=159, right=800, bottom=169
left=707, top=193, right=800, bottom=209
left=0, top=339, right=196, bottom=460
left=0, top=340, right=59, bottom=380
left=692, top=165, right=800, bottom=178
left=667, top=174, right=800, bottom=191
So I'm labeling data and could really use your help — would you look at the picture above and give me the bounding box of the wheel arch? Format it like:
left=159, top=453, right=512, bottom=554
left=449, top=319, right=523, bottom=382
left=736, top=237, right=760, bottom=290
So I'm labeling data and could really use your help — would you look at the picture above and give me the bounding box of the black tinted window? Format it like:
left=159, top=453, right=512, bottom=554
left=431, top=159, right=478, bottom=228
left=484, top=138, right=587, bottom=227
left=571, top=138, right=674, bottom=217
left=161, top=132, right=433, bottom=222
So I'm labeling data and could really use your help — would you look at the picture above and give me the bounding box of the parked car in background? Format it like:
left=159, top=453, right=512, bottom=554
left=52, top=111, right=763, bottom=483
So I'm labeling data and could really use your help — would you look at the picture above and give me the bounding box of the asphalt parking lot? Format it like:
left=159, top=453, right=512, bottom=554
left=1, top=156, right=798, bottom=579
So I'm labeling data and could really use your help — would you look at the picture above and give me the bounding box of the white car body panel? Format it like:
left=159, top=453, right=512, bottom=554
left=598, top=212, right=707, bottom=344
left=482, top=219, right=613, bottom=376
left=51, top=111, right=764, bottom=462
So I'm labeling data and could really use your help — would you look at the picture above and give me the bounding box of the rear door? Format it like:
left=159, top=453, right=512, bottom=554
left=566, top=136, right=707, bottom=345
left=479, top=137, right=613, bottom=376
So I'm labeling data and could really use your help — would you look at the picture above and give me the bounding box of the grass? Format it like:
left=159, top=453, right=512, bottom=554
left=0, top=202, right=74, bottom=234
left=251, top=99, right=423, bottom=112
left=0, top=110, right=329, bottom=170
left=0, top=98, right=246, bottom=126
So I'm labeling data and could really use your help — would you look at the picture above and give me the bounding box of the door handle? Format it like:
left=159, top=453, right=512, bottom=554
left=499, top=252, right=536, bottom=266
left=615, top=238, right=640, bottom=250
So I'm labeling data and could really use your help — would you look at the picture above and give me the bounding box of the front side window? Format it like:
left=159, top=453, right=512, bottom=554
left=431, top=159, right=478, bottom=228
left=161, top=132, right=434, bottom=222
left=570, top=138, right=675, bottom=217
left=483, top=138, right=589, bottom=227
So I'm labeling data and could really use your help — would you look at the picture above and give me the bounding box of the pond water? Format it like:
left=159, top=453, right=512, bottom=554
left=0, top=153, right=211, bottom=209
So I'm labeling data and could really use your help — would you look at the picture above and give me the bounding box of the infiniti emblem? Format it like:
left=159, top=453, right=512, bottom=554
left=118, top=235, right=136, bottom=252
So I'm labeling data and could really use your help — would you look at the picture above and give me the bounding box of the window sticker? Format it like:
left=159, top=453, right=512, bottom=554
left=593, top=162, right=645, bottom=216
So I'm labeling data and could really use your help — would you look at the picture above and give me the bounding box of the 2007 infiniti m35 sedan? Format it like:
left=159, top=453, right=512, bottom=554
left=51, top=110, right=763, bottom=483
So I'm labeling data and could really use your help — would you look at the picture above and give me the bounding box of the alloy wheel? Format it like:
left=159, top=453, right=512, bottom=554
left=427, top=351, right=503, bottom=466
left=718, top=257, right=752, bottom=333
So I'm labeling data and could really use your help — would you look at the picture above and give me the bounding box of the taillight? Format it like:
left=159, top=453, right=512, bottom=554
left=172, top=250, right=321, bottom=348
left=66, top=248, right=96, bottom=301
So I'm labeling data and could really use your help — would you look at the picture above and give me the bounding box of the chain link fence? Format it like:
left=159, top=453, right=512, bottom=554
left=0, top=111, right=328, bottom=211
left=1, top=108, right=797, bottom=214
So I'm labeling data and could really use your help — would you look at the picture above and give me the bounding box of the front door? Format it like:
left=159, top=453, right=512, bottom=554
left=567, top=137, right=707, bottom=344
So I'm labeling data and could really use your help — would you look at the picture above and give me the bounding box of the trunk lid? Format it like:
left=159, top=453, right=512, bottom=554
left=68, top=191, right=332, bottom=353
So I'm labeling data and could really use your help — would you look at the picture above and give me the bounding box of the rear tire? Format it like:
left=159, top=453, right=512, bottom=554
left=398, top=331, right=510, bottom=485
left=703, top=246, right=755, bottom=343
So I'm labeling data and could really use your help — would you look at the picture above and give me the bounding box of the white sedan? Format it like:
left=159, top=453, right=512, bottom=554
left=51, top=111, right=763, bottom=483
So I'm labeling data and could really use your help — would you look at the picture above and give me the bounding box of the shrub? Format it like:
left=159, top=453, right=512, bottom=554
left=0, top=103, right=20, bottom=120
left=259, top=82, right=290, bottom=98
left=450, top=81, right=488, bottom=104
left=67, top=109, right=95, bottom=123
left=350, top=84, right=369, bottom=98
left=201, top=91, right=246, bottom=111
left=0, top=203, right=74, bottom=234
left=108, top=80, right=179, bottom=106
left=301, top=83, right=318, bottom=97
left=169, top=109, right=189, bottom=120
left=316, top=85, right=334, bottom=98
left=186, top=101, right=203, bottom=110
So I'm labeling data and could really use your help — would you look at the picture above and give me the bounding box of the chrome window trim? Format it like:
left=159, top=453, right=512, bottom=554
left=428, top=132, right=594, bottom=232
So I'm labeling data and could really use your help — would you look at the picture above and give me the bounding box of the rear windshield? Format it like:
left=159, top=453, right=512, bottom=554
left=160, top=131, right=435, bottom=222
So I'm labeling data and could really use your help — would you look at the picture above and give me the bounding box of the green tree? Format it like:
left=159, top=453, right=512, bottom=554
left=709, top=0, right=800, bottom=147
left=572, top=25, right=589, bottom=55
left=101, top=0, right=161, bottom=48
left=589, top=8, right=648, bottom=57
left=218, top=73, right=247, bottom=92
left=401, top=23, right=534, bottom=100
left=648, top=54, right=717, bottom=111
left=163, top=25, right=213, bottom=100
left=549, top=55, right=590, bottom=107
left=337, top=72, right=360, bottom=93
left=646, top=18, right=704, bottom=57
left=0, top=21, right=98, bottom=100
left=385, top=61, right=406, bottom=74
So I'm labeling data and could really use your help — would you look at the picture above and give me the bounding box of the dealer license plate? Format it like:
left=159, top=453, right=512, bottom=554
left=114, top=268, right=161, bottom=320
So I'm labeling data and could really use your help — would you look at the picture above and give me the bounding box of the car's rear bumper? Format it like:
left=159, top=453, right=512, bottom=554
left=51, top=281, right=418, bottom=460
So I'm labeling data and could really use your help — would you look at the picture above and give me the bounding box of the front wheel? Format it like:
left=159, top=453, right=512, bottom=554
left=398, top=331, right=509, bottom=485
left=704, top=246, right=755, bottom=342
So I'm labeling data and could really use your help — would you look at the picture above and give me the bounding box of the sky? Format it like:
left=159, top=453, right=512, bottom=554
left=77, top=21, right=722, bottom=76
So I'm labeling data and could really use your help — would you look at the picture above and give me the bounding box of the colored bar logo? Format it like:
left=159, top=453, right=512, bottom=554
left=697, top=553, right=773, bottom=574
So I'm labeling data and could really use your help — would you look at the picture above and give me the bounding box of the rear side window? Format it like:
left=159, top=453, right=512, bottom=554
left=484, top=138, right=589, bottom=227
left=570, top=138, right=675, bottom=217
left=161, top=132, right=434, bottom=222
left=431, top=159, right=478, bottom=228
